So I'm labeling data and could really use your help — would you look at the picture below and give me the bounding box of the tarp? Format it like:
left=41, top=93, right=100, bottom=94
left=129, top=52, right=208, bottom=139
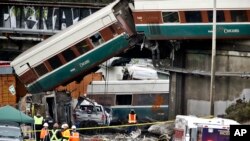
left=0, top=105, right=34, bottom=124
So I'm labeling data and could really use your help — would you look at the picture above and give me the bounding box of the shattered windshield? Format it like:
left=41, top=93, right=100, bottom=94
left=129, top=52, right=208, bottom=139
left=0, top=126, right=21, bottom=138
left=80, top=105, right=102, bottom=112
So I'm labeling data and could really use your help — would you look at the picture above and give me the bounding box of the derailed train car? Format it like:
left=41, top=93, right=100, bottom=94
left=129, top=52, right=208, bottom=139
left=11, top=0, right=139, bottom=94
left=87, top=80, right=170, bottom=124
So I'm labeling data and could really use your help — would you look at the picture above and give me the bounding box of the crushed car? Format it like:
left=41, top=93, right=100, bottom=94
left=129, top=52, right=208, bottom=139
left=73, top=96, right=112, bottom=132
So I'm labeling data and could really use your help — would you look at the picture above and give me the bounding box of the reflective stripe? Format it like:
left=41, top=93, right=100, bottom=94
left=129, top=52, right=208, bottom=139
left=128, top=114, right=137, bottom=123
left=34, top=116, right=43, bottom=125
left=50, top=129, right=59, bottom=141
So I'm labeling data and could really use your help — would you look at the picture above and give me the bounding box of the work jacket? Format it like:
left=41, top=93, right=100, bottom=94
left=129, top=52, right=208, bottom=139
left=128, top=114, right=137, bottom=124
left=34, top=116, right=43, bottom=125
left=40, top=128, right=49, bottom=140
left=70, top=131, right=80, bottom=141
left=62, top=129, right=71, bottom=141
left=50, top=129, right=61, bottom=141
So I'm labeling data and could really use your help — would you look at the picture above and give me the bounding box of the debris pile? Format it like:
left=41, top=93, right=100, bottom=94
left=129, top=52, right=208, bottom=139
left=82, top=129, right=158, bottom=141
left=81, top=122, right=175, bottom=141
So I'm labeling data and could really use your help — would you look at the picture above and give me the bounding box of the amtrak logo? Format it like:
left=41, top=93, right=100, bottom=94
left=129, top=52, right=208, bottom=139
left=208, top=28, right=240, bottom=33
left=224, top=29, right=239, bottom=33
left=79, top=60, right=90, bottom=67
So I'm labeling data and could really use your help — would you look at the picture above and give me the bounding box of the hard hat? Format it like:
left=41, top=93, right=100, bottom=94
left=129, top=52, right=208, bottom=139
left=71, top=125, right=76, bottom=129
left=43, top=123, right=49, bottom=127
left=130, top=109, right=135, bottom=114
left=64, top=124, right=69, bottom=128
left=61, top=123, right=68, bottom=129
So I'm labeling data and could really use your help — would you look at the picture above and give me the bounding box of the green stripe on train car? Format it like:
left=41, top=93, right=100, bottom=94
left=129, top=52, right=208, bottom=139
left=111, top=106, right=168, bottom=122
left=28, top=34, right=129, bottom=93
left=136, top=24, right=250, bottom=39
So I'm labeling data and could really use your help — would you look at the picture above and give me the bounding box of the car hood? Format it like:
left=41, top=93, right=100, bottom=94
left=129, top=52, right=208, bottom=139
left=0, top=137, right=21, bottom=141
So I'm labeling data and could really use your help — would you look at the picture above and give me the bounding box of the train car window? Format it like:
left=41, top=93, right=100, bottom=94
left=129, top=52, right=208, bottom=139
left=75, top=40, right=89, bottom=54
left=162, top=12, right=179, bottom=23
left=231, top=10, right=248, bottom=22
left=133, top=94, right=169, bottom=105
left=185, top=11, right=202, bottom=23
left=34, top=63, right=49, bottom=77
left=116, top=95, right=132, bottom=105
left=208, top=11, right=225, bottom=22
left=48, top=56, right=62, bottom=70
left=100, top=25, right=118, bottom=41
left=62, top=48, right=76, bottom=62
left=90, top=32, right=104, bottom=47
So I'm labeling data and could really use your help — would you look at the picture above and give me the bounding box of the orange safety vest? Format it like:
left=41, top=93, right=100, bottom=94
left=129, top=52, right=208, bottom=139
left=40, top=128, right=49, bottom=139
left=70, top=132, right=80, bottom=141
left=128, top=114, right=137, bottom=124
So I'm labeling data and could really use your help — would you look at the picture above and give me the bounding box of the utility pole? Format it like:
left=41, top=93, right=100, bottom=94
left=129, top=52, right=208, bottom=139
left=210, top=0, right=217, bottom=116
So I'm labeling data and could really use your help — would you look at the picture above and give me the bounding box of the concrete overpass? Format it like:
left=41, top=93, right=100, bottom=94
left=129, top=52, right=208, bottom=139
left=0, top=0, right=105, bottom=60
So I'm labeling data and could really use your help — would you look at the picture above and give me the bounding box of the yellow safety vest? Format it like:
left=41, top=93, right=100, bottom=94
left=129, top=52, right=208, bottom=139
left=62, top=129, right=70, bottom=141
left=34, top=116, right=43, bottom=125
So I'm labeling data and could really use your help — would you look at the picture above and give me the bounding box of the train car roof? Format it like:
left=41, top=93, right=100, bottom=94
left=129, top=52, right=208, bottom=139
left=11, top=0, right=120, bottom=67
left=134, top=0, right=250, bottom=11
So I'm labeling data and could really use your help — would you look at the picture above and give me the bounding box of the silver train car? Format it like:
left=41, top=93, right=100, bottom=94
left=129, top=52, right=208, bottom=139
left=11, top=0, right=138, bottom=94
left=132, top=0, right=250, bottom=40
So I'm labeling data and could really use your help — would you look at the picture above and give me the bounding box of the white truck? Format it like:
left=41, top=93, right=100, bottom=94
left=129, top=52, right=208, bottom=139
left=173, top=115, right=239, bottom=141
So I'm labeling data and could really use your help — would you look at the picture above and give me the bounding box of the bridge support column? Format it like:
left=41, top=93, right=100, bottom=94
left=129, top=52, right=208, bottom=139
left=168, top=44, right=185, bottom=119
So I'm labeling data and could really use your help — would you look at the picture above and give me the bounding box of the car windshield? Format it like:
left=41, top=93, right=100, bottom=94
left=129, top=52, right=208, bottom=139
left=80, top=105, right=102, bottom=112
left=0, top=126, right=21, bottom=138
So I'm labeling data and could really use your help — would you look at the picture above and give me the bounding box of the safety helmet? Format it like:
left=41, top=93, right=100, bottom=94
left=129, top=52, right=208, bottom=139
left=43, top=123, right=49, bottom=127
left=71, top=125, right=76, bottom=129
left=61, top=123, right=68, bottom=129
left=130, top=109, right=135, bottom=114
left=64, top=124, right=69, bottom=128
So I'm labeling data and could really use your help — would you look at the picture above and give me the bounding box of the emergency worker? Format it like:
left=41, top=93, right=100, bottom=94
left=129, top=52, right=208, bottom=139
left=127, top=109, right=138, bottom=133
left=40, top=123, right=50, bottom=141
left=69, top=125, right=80, bottom=141
left=34, top=112, right=44, bottom=141
left=43, top=113, right=54, bottom=129
left=61, top=123, right=70, bottom=141
left=50, top=123, right=62, bottom=141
